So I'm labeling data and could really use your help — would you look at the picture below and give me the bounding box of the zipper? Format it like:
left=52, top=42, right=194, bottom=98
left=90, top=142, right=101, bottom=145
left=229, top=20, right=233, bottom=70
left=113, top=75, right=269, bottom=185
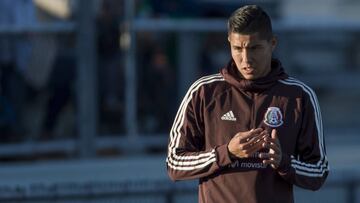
left=251, top=93, right=256, bottom=129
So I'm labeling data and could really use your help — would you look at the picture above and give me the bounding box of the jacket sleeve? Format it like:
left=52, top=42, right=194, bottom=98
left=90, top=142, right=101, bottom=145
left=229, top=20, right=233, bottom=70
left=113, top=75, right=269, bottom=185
left=277, top=87, right=329, bottom=190
left=166, top=82, right=232, bottom=181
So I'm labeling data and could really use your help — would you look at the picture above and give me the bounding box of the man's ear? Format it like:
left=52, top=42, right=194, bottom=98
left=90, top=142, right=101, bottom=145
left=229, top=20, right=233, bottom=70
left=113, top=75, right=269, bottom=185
left=271, top=36, right=277, bottom=51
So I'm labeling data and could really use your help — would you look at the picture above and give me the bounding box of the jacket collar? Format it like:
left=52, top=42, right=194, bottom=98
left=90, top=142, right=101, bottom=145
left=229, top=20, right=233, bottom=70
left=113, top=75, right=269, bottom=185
left=220, top=58, right=288, bottom=92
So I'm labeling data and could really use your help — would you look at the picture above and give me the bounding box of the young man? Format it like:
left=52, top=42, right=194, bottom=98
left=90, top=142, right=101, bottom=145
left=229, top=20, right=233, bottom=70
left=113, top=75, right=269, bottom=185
left=166, top=5, right=329, bottom=203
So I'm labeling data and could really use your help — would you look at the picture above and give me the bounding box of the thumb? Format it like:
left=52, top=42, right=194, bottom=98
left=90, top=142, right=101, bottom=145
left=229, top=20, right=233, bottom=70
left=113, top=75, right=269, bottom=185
left=271, top=129, right=277, bottom=139
left=269, top=129, right=278, bottom=155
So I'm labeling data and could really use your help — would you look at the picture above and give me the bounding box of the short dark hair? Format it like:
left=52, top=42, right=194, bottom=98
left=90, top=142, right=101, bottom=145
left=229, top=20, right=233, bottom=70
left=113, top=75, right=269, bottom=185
left=227, top=5, right=273, bottom=40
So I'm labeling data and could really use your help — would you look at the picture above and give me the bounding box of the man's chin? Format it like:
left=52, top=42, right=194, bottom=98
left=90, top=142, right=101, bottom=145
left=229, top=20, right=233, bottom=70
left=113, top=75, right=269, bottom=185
left=243, top=74, right=257, bottom=80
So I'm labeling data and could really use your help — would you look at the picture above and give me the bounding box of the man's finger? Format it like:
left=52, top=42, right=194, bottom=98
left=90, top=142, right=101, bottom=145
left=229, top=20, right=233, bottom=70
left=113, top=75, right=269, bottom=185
left=259, top=152, right=280, bottom=160
left=247, top=128, right=263, bottom=137
left=239, top=128, right=264, bottom=143
left=242, top=138, right=266, bottom=154
left=265, top=130, right=280, bottom=145
left=263, top=142, right=281, bottom=154
left=242, top=133, right=268, bottom=149
left=271, top=129, right=277, bottom=139
left=264, top=137, right=277, bottom=143
left=244, top=133, right=265, bottom=145
left=262, top=159, right=279, bottom=169
left=253, top=133, right=269, bottom=145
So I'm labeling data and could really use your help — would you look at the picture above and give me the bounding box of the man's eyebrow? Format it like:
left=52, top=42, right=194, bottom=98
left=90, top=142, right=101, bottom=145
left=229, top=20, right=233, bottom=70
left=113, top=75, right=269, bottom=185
left=232, top=44, right=255, bottom=48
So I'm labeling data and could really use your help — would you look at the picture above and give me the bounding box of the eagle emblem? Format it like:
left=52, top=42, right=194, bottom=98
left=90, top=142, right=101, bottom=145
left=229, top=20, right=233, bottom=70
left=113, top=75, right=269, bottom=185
left=264, top=107, right=283, bottom=127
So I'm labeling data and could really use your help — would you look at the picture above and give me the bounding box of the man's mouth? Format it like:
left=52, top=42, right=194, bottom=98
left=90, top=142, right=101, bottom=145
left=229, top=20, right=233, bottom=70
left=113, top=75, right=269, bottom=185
left=243, top=67, right=255, bottom=74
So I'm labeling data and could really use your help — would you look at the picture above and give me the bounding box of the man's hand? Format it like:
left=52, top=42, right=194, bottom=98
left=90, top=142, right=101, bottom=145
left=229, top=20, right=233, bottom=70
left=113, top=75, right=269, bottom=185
left=259, top=129, right=282, bottom=169
left=228, top=128, right=269, bottom=159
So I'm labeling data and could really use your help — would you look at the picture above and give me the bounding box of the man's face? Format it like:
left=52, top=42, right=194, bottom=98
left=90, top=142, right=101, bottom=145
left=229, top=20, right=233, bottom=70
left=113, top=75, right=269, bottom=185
left=228, top=32, right=276, bottom=80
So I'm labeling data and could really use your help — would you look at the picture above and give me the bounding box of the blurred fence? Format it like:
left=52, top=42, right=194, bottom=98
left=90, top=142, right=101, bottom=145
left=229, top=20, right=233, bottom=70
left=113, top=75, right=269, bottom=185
left=0, top=154, right=359, bottom=203
left=0, top=170, right=359, bottom=203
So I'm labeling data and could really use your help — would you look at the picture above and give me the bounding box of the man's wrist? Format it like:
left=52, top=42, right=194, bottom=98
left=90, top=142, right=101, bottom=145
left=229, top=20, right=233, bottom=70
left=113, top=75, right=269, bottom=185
left=276, top=154, right=291, bottom=174
left=226, top=144, right=237, bottom=160
left=216, top=144, right=234, bottom=167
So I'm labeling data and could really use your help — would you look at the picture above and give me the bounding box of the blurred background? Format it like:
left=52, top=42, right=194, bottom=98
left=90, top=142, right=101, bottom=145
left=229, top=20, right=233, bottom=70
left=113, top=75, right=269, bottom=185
left=0, top=0, right=359, bottom=202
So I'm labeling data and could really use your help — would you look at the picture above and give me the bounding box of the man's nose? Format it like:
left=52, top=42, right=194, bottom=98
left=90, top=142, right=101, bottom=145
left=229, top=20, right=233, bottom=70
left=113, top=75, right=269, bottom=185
left=242, top=49, right=252, bottom=64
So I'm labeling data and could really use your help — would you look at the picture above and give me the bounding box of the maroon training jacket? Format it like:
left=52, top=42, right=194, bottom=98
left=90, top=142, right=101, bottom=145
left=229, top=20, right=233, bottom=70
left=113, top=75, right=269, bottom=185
left=166, top=59, right=329, bottom=203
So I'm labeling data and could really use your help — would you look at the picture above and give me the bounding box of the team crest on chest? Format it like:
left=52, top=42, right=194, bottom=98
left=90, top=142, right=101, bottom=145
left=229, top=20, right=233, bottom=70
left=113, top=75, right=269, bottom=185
left=263, top=107, right=283, bottom=127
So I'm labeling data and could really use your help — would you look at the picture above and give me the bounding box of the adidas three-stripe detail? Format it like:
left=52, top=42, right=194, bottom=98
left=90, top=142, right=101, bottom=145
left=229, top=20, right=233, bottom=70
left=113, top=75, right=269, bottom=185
left=167, top=74, right=224, bottom=170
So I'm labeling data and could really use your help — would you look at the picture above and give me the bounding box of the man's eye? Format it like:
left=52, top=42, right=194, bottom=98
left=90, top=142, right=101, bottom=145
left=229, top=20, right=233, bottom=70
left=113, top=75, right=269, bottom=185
left=251, top=46, right=262, bottom=50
